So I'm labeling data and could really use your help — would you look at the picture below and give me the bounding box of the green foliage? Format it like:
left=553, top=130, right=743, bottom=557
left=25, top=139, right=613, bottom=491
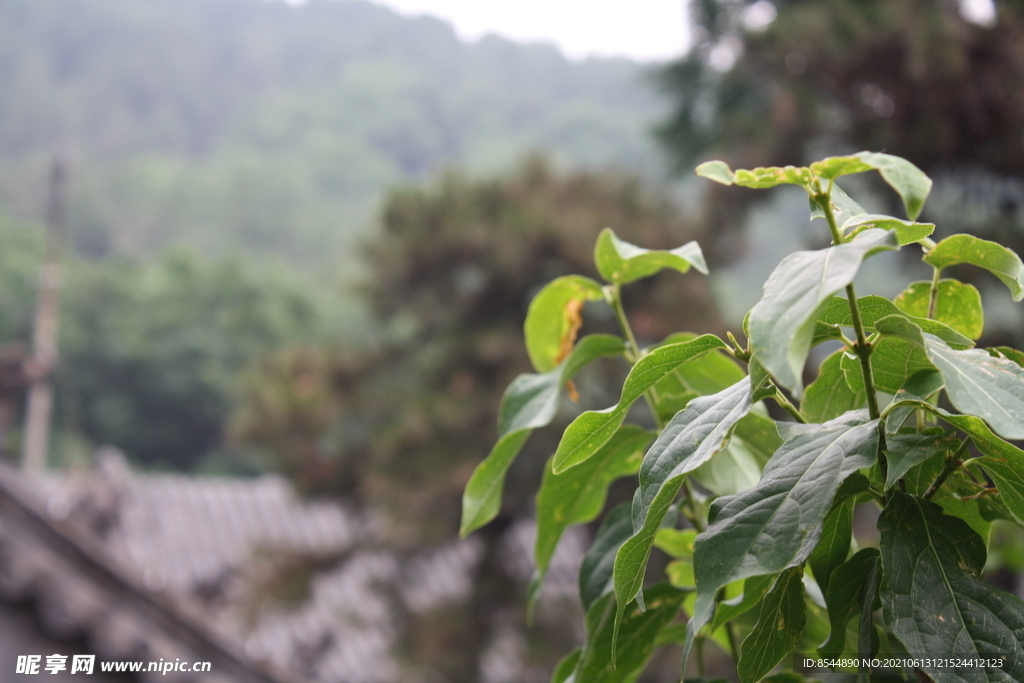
left=463, top=154, right=1024, bottom=682
left=550, top=335, right=725, bottom=475
left=879, top=494, right=1024, bottom=682
left=460, top=334, right=626, bottom=535
left=658, top=1, right=1024, bottom=178
left=58, top=250, right=326, bottom=467
left=594, top=228, right=708, bottom=285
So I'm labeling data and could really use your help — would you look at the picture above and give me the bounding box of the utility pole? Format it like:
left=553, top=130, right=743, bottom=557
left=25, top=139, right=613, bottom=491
left=22, top=157, right=68, bottom=474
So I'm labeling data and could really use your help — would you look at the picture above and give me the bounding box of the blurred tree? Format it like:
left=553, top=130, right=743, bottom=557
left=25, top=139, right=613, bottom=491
left=231, top=157, right=721, bottom=682
left=56, top=250, right=324, bottom=469
left=658, top=0, right=1024, bottom=175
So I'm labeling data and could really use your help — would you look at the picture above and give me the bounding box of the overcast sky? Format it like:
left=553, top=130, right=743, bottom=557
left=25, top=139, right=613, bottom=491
left=370, top=0, right=692, bottom=62
left=283, top=0, right=999, bottom=62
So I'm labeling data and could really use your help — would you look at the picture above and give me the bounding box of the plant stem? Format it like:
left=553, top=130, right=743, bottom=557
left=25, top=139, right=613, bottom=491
left=924, top=439, right=970, bottom=500
left=816, top=191, right=880, bottom=420
left=608, top=283, right=664, bottom=423
left=928, top=266, right=942, bottom=320
left=725, top=621, right=740, bottom=662
left=610, top=283, right=642, bottom=360
left=770, top=384, right=808, bottom=423
left=845, top=282, right=881, bottom=423
left=816, top=187, right=889, bottom=480
left=682, top=479, right=705, bottom=532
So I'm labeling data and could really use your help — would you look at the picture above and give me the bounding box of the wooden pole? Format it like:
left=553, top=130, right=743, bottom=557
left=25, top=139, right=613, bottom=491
left=22, top=157, right=68, bottom=474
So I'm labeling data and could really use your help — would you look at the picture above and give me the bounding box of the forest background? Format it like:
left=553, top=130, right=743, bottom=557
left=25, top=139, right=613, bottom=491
left=3, top=0, right=1024, bottom=681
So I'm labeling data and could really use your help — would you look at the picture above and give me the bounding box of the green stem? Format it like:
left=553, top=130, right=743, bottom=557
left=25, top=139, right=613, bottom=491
left=712, top=586, right=740, bottom=660
left=770, top=384, right=808, bottom=423
left=608, top=283, right=664, bottom=423
left=845, top=282, right=881, bottom=422
left=816, top=183, right=844, bottom=246
left=682, top=479, right=705, bottom=532
left=928, top=266, right=942, bottom=320
left=924, top=439, right=970, bottom=500
left=816, top=188, right=889, bottom=480
left=610, top=283, right=642, bottom=360
left=725, top=622, right=740, bottom=663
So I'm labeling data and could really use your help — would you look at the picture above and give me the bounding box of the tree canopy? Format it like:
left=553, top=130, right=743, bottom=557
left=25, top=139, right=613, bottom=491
left=658, top=0, right=1024, bottom=175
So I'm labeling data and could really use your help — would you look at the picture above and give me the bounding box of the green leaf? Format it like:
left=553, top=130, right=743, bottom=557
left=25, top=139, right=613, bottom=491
left=710, top=574, right=776, bottom=632
left=691, top=438, right=764, bottom=497
left=738, top=567, right=807, bottom=683
left=818, top=548, right=880, bottom=659
left=841, top=336, right=935, bottom=395
left=933, top=474, right=995, bottom=544
left=531, top=426, right=653, bottom=610
left=994, top=346, right=1024, bottom=368
left=851, top=152, right=933, bottom=221
left=524, top=275, right=606, bottom=372
left=803, top=350, right=866, bottom=423
left=808, top=495, right=854, bottom=597
left=894, top=279, right=984, bottom=340
left=857, top=549, right=882, bottom=664
left=924, top=234, right=1024, bottom=301
left=654, top=334, right=746, bottom=396
left=694, top=160, right=736, bottom=185
left=809, top=155, right=875, bottom=180
left=461, top=334, right=626, bottom=536
left=573, top=584, right=686, bottom=683
left=732, top=412, right=783, bottom=464
left=845, top=216, right=934, bottom=245
left=877, top=320, right=1024, bottom=440
left=810, top=180, right=934, bottom=245
left=696, top=160, right=813, bottom=188
left=613, top=378, right=753, bottom=650
left=749, top=228, right=898, bottom=397
left=884, top=399, right=1024, bottom=527
left=928, top=339, right=1024, bottom=441
left=879, top=493, right=1024, bottom=682
left=666, top=560, right=695, bottom=589
left=579, top=503, right=634, bottom=613
left=654, top=528, right=697, bottom=559
left=552, top=650, right=581, bottom=683
left=652, top=337, right=745, bottom=423
left=884, top=370, right=945, bottom=436
left=685, top=411, right=879, bottom=668
left=817, top=295, right=972, bottom=349
left=551, top=334, right=727, bottom=473
left=594, top=227, right=708, bottom=285
left=883, top=430, right=957, bottom=491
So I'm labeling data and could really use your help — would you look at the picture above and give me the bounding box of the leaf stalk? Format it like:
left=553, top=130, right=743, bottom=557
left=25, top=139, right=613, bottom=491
left=924, top=439, right=970, bottom=500
left=928, top=265, right=942, bottom=320
left=769, top=384, right=808, bottom=423
left=608, top=283, right=665, bottom=424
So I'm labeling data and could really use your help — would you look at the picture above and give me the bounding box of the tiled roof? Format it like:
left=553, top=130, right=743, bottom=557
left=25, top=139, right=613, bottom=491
left=0, top=451, right=584, bottom=682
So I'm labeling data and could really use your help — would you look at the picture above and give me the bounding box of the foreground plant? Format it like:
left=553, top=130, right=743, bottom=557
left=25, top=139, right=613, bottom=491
left=460, top=152, right=1024, bottom=683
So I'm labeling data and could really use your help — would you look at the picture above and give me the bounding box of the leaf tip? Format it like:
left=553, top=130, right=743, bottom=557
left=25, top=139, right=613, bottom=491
left=695, top=160, right=735, bottom=185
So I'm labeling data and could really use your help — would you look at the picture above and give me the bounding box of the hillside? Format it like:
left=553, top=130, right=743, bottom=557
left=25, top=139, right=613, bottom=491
left=0, top=0, right=669, bottom=263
